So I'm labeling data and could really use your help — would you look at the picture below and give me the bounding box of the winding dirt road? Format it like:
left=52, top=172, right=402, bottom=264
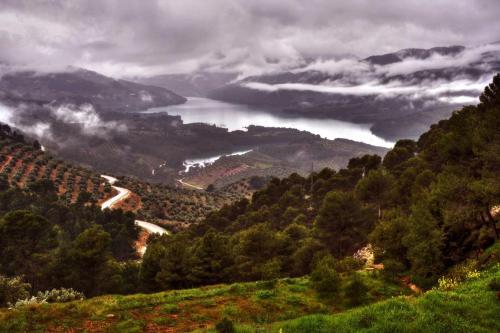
left=100, top=175, right=169, bottom=255
left=177, top=178, right=204, bottom=190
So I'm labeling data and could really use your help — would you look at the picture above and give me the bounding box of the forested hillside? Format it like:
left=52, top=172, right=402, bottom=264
left=0, top=75, right=500, bottom=332
left=0, top=124, right=250, bottom=300
left=142, top=74, right=500, bottom=290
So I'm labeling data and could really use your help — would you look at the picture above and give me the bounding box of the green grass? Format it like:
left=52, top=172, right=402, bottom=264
left=2, top=257, right=497, bottom=333
left=233, top=264, right=500, bottom=333
left=0, top=272, right=405, bottom=332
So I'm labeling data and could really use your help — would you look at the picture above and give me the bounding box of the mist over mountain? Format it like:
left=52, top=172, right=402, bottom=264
left=0, top=68, right=186, bottom=112
left=2, top=2, right=500, bottom=332
left=207, top=43, right=500, bottom=140
left=132, top=72, right=238, bottom=97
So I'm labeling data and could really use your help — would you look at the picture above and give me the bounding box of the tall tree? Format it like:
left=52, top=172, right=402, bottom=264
left=0, top=210, right=57, bottom=291
left=355, top=170, right=395, bottom=218
left=315, top=191, right=375, bottom=257
left=63, top=225, right=113, bottom=295
left=402, top=201, right=444, bottom=287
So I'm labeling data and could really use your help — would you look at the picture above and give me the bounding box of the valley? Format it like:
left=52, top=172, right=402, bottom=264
left=1, top=96, right=389, bottom=191
left=1, top=3, right=500, bottom=332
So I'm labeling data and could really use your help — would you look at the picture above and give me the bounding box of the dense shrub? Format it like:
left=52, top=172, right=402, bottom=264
left=215, top=318, right=235, bottom=333
left=488, top=277, right=500, bottom=291
left=310, top=256, right=341, bottom=296
left=344, top=274, right=369, bottom=306
left=0, top=276, right=30, bottom=307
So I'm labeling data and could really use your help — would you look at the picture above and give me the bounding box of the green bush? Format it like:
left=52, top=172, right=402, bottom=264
left=12, top=288, right=85, bottom=308
left=215, top=318, right=235, bottom=333
left=344, top=274, right=369, bottom=306
left=0, top=276, right=30, bottom=307
left=255, top=290, right=275, bottom=299
left=489, top=277, right=500, bottom=291
left=382, top=259, right=406, bottom=280
left=310, top=256, right=341, bottom=296
left=334, top=257, right=364, bottom=273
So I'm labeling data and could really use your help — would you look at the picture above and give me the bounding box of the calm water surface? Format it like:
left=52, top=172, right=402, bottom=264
left=145, top=97, right=394, bottom=148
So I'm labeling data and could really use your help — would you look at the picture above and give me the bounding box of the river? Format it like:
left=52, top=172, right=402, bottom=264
left=144, top=97, right=394, bottom=148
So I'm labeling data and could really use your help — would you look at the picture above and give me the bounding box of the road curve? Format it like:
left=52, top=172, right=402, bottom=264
left=135, top=220, right=168, bottom=234
left=101, top=185, right=130, bottom=210
left=100, top=175, right=169, bottom=255
left=177, top=178, right=204, bottom=190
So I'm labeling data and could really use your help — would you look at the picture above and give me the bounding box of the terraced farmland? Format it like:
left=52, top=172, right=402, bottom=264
left=116, top=177, right=242, bottom=229
left=0, top=136, right=115, bottom=205
left=0, top=125, right=263, bottom=229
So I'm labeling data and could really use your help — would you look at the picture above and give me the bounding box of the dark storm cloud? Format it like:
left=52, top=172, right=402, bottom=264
left=0, top=0, right=499, bottom=77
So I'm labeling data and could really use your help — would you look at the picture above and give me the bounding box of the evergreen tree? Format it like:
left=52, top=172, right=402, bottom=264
left=315, top=191, right=375, bottom=257
left=0, top=211, right=57, bottom=291
left=402, top=201, right=444, bottom=287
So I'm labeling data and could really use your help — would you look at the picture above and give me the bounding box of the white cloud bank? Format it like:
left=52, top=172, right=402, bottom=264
left=0, top=103, right=53, bottom=140
left=241, top=42, right=500, bottom=105
left=0, top=102, right=127, bottom=141
left=1, top=0, right=500, bottom=77
left=242, top=77, right=488, bottom=105
left=49, top=103, right=127, bottom=137
left=244, top=78, right=486, bottom=97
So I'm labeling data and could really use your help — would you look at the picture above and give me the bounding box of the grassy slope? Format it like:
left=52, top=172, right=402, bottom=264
left=241, top=264, right=500, bottom=333
left=1, top=265, right=498, bottom=333
left=0, top=271, right=405, bottom=333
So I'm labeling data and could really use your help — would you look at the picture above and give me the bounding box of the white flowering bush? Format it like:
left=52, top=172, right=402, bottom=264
left=0, top=275, right=31, bottom=307
left=38, top=288, right=85, bottom=303
left=13, top=288, right=85, bottom=308
left=13, top=296, right=46, bottom=308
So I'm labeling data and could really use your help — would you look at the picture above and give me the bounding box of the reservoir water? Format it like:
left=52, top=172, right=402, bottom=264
left=182, top=149, right=253, bottom=173
left=145, top=97, right=394, bottom=148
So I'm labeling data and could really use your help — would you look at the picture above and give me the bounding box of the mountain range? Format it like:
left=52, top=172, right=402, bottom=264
left=206, top=43, right=500, bottom=140
left=133, top=71, right=238, bottom=97
left=0, top=68, right=186, bottom=112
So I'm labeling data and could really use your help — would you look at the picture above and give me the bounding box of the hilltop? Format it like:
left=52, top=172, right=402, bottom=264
left=0, top=67, right=186, bottom=112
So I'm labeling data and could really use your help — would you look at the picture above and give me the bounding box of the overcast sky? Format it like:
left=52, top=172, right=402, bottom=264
left=1, top=0, right=499, bottom=77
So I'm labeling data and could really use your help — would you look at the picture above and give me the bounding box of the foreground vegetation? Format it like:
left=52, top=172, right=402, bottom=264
left=0, top=267, right=408, bottom=332
left=241, top=263, right=500, bottom=333
left=1, top=75, right=500, bottom=332
left=141, top=75, right=500, bottom=291
left=0, top=253, right=497, bottom=332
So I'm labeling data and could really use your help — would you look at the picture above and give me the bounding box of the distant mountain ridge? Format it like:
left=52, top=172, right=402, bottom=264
left=206, top=43, right=500, bottom=141
left=0, top=68, right=186, bottom=112
left=132, top=71, right=238, bottom=97
left=363, top=45, right=466, bottom=65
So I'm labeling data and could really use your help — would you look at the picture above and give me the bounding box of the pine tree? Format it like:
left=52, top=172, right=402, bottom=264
left=479, top=73, right=500, bottom=108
